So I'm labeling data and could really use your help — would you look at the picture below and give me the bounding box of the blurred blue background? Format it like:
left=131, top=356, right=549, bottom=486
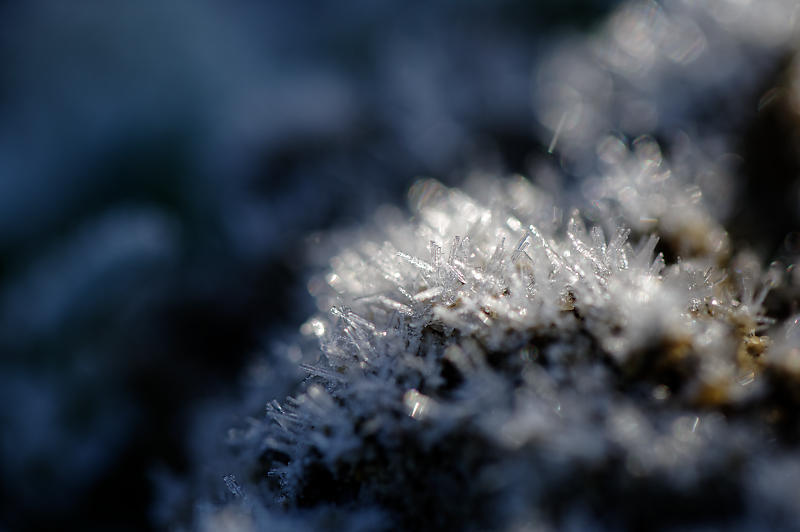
left=0, top=1, right=622, bottom=529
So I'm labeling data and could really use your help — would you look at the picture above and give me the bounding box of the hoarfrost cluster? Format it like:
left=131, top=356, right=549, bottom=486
left=175, top=0, right=800, bottom=530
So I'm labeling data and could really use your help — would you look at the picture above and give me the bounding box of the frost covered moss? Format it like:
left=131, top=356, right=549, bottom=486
left=195, top=166, right=800, bottom=529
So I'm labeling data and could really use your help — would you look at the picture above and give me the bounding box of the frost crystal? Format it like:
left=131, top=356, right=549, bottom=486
left=259, top=166, right=772, bottom=528
left=203, top=162, right=800, bottom=529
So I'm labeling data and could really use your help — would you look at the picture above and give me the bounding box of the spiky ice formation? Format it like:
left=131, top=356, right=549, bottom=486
left=188, top=137, right=800, bottom=531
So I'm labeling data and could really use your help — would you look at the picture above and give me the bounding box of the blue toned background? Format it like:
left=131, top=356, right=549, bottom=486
left=0, top=1, right=621, bottom=529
